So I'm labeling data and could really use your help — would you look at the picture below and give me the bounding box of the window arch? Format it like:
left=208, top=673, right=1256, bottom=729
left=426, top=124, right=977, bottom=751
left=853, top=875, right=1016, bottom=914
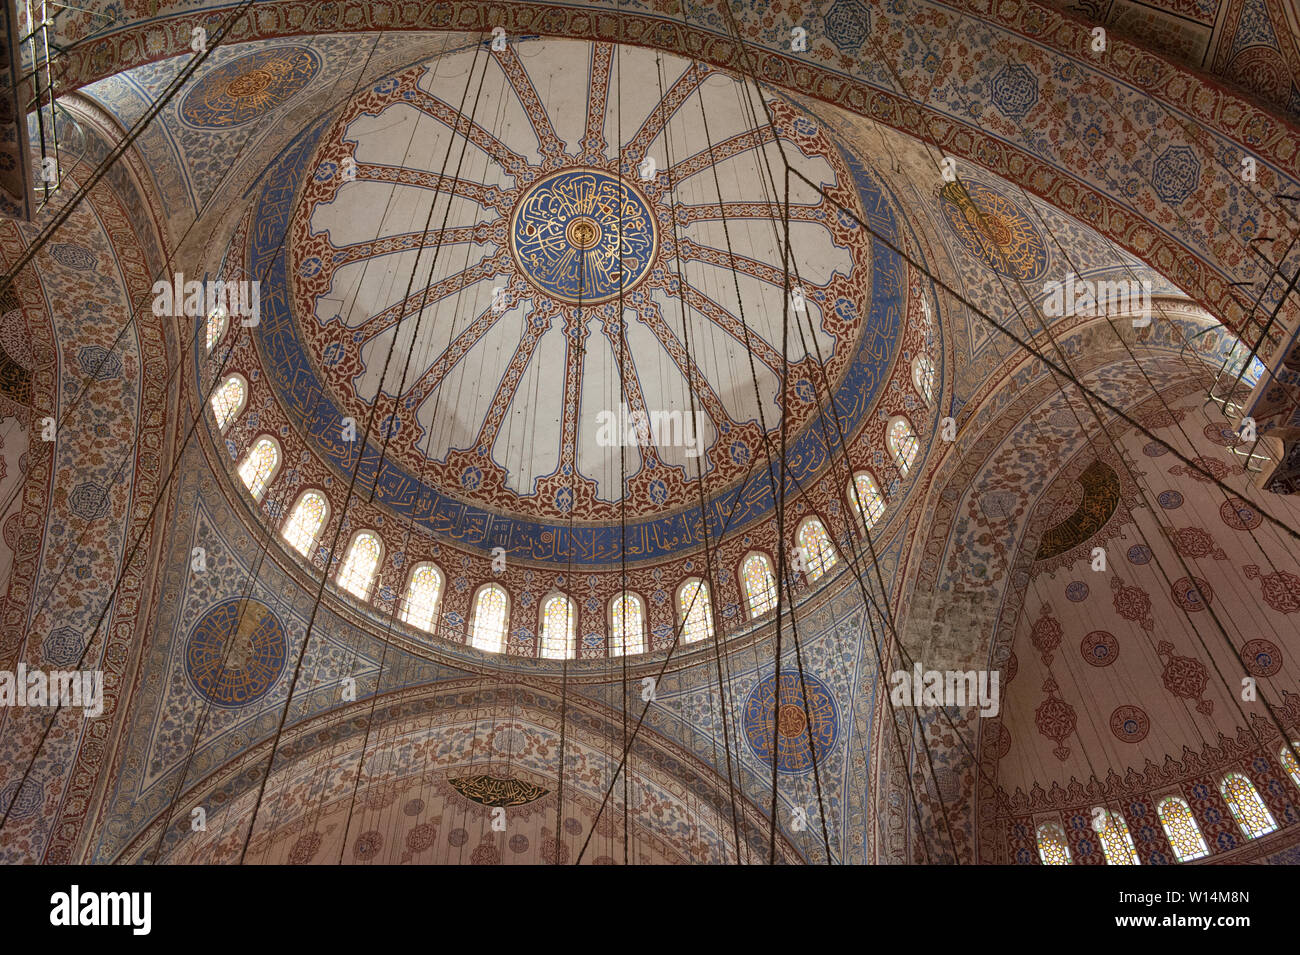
left=1092, top=808, right=1140, bottom=865
left=887, top=416, right=919, bottom=476
left=797, top=517, right=838, bottom=581
left=1157, top=796, right=1210, bottom=861
left=470, top=584, right=509, bottom=653
left=281, top=489, right=329, bottom=558
left=205, top=303, right=228, bottom=354
left=912, top=353, right=936, bottom=405
left=400, top=562, right=443, bottom=633
left=1281, top=742, right=1300, bottom=789
left=847, top=471, right=885, bottom=532
left=741, top=552, right=777, bottom=619
left=610, top=592, right=646, bottom=656
left=1219, top=773, right=1277, bottom=839
left=540, top=593, right=577, bottom=659
left=336, top=531, right=382, bottom=601
left=1035, top=822, right=1071, bottom=865
left=210, top=374, right=247, bottom=432
left=677, top=578, right=714, bottom=644
left=237, top=436, right=281, bottom=502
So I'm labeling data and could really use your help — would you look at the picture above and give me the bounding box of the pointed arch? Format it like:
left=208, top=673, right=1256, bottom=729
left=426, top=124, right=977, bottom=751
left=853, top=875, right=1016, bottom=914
left=237, top=435, right=281, bottom=502
left=847, top=471, right=885, bottom=532
left=796, top=517, right=838, bottom=581
left=336, top=530, right=382, bottom=601
left=401, top=562, right=444, bottom=633
left=740, top=551, right=777, bottom=619
left=1281, top=742, right=1300, bottom=789
left=610, top=591, right=646, bottom=656
left=1092, top=808, right=1140, bottom=865
left=281, top=489, right=329, bottom=558
left=539, top=592, right=577, bottom=659
left=1157, top=796, right=1210, bottom=861
left=470, top=584, right=509, bottom=653
left=205, top=303, right=229, bottom=354
left=912, top=353, right=936, bottom=405
left=210, top=374, right=247, bottom=432
left=887, top=415, right=919, bottom=476
left=1035, top=821, right=1070, bottom=865
left=677, top=578, right=714, bottom=644
left=1219, top=773, right=1278, bottom=840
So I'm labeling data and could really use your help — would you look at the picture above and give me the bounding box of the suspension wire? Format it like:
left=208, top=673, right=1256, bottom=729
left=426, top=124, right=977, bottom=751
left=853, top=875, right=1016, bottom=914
left=853, top=19, right=1300, bottom=786
left=650, top=53, right=748, bottom=864
left=232, top=37, right=495, bottom=864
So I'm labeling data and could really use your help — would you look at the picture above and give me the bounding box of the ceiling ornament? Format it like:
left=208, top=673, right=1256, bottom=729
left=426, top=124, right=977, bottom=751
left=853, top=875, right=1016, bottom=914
left=179, top=45, right=321, bottom=129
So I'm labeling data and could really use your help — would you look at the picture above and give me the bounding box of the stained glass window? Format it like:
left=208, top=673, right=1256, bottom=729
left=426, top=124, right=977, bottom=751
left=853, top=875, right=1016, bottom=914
left=238, top=436, right=280, bottom=502
left=540, top=593, right=577, bottom=659
left=1282, top=742, right=1300, bottom=789
left=1157, top=796, right=1210, bottom=861
left=401, top=563, right=443, bottom=633
left=912, top=354, right=936, bottom=405
left=1219, top=773, right=1277, bottom=839
left=797, top=518, right=838, bottom=581
left=610, top=592, right=645, bottom=656
left=470, top=584, right=508, bottom=653
left=848, top=471, right=885, bottom=532
left=206, top=304, right=228, bottom=354
left=1093, top=809, right=1141, bottom=865
left=210, top=374, right=246, bottom=432
left=1035, top=822, right=1071, bottom=865
left=888, top=416, right=919, bottom=476
left=337, top=531, right=381, bottom=600
left=741, top=552, right=777, bottom=619
left=282, top=490, right=328, bottom=557
left=678, top=578, right=714, bottom=643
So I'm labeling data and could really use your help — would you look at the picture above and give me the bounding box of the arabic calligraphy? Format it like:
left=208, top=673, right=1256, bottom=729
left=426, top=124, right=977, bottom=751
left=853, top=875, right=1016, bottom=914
left=185, top=598, right=288, bottom=708
left=448, top=773, right=550, bottom=807
left=509, top=169, right=657, bottom=303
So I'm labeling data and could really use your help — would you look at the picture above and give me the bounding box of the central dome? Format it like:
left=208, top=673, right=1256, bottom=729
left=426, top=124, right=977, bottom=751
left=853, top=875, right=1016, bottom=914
left=509, top=168, right=657, bottom=303
left=245, top=38, right=910, bottom=569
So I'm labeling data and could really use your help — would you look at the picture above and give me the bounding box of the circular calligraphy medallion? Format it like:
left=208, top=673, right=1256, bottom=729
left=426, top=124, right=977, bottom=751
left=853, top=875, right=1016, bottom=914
left=742, top=672, right=838, bottom=774
left=509, top=168, right=658, bottom=304
left=185, top=598, right=288, bottom=707
left=180, top=47, right=320, bottom=129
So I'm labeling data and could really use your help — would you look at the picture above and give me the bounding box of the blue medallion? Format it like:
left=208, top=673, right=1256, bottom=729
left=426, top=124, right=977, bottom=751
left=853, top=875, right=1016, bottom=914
left=185, top=598, right=288, bottom=708
left=509, top=169, right=657, bottom=304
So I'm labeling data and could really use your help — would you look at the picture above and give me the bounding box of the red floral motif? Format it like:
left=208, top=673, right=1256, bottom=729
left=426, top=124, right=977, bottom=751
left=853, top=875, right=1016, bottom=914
left=1080, top=630, right=1119, bottom=667
left=1029, top=604, right=1063, bottom=665
left=1202, top=422, right=1241, bottom=447
left=1110, top=705, right=1150, bottom=743
left=1034, top=678, right=1076, bottom=761
left=1110, top=576, right=1153, bottom=631
left=983, top=722, right=1012, bottom=761
left=1169, top=576, right=1214, bottom=612
left=1164, top=526, right=1226, bottom=560
left=1141, top=408, right=1186, bottom=429
left=1168, top=456, right=1238, bottom=483
left=1244, top=565, right=1300, bottom=614
left=1220, top=497, right=1262, bottom=531
left=1156, top=640, right=1213, bottom=715
left=1240, top=638, right=1283, bottom=677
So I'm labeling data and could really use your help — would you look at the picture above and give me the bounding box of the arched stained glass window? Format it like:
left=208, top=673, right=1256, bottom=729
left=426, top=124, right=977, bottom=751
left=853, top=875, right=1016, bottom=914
left=282, top=490, right=328, bottom=558
left=912, top=354, right=936, bottom=405
left=1093, top=809, right=1141, bottom=865
left=337, top=531, right=381, bottom=600
left=210, top=374, right=247, bottom=432
left=1219, top=773, right=1278, bottom=839
left=238, top=436, right=280, bottom=502
left=678, top=578, right=714, bottom=644
left=1281, top=742, right=1300, bottom=789
left=848, top=471, right=885, bottom=532
left=888, top=416, right=919, bottom=476
left=1035, top=822, right=1071, bottom=865
left=797, top=518, right=838, bottom=581
left=610, top=592, right=645, bottom=656
left=401, top=563, right=443, bottom=633
left=206, top=304, right=228, bottom=354
left=540, top=593, right=577, bottom=659
left=741, top=552, right=777, bottom=619
left=470, top=584, right=508, bottom=653
left=1157, top=796, right=1210, bottom=861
